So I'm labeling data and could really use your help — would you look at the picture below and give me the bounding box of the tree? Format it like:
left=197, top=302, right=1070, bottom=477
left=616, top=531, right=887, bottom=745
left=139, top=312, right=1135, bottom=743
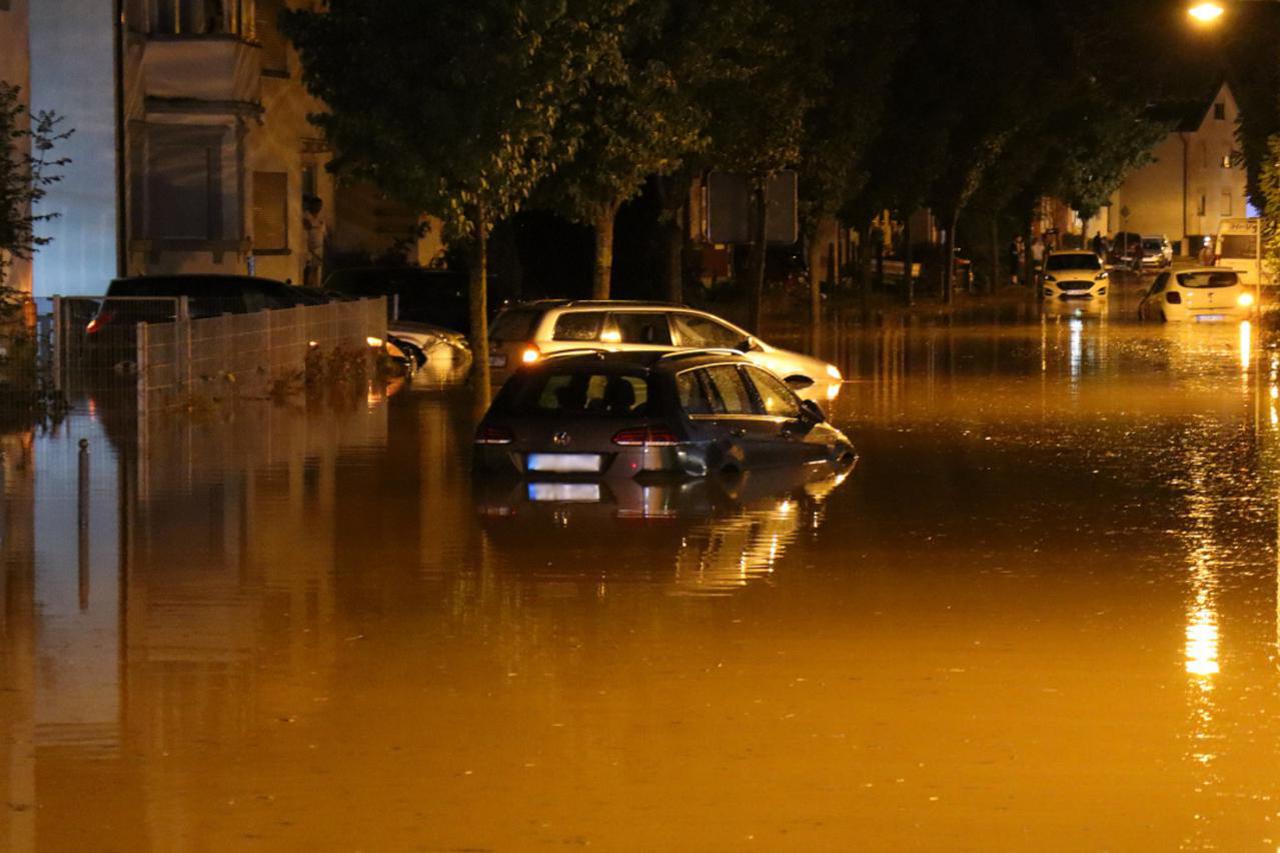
left=701, top=0, right=811, bottom=332
left=1258, top=133, right=1280, bottom=282
left=795, top=0, right=903, bottom=321
left=0, top=82, right=71, bottom=288
left=538, top=0, right=706, bottom=299
left=282, top=0, right=612, bottom=404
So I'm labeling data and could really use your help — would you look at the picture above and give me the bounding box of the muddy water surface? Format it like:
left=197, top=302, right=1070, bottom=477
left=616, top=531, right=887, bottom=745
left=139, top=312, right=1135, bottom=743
left=4, top=302, right=1280, bottom=849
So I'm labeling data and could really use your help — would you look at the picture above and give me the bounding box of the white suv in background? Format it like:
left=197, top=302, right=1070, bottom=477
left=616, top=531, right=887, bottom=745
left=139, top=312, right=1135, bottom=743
left=487, top=300, right=843, bottom=402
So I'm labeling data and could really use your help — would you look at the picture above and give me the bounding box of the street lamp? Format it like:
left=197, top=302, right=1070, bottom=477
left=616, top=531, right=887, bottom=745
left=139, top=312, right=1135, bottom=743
left=1188, top=2, right=1226, bottom=22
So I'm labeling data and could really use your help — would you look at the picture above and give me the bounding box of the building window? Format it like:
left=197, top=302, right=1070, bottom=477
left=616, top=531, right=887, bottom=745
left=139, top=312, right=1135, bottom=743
left=1221, top=154, right=1232, bottom=169
left=253, top=171, right=288, bottom=252
left=1214, top=102, right=1226, bottom=121
left=1221, top=191, right=1232, bottom=217
left=150, top=0, right=253, bottom=37
left=0, top=1, right=11, bottom=12
left=145, top=124, right=225, bottom=241
left=1197, top=194, right=1206, bottom=216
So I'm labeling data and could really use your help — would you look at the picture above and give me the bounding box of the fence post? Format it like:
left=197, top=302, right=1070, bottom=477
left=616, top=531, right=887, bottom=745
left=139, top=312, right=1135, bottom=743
left=135, top=321, right=149, bottom=418
left=77, top=438, right=90, bottom=611
left=51, top=296, right=63, bottom=393
left=177, top=296, right=191, bottom=392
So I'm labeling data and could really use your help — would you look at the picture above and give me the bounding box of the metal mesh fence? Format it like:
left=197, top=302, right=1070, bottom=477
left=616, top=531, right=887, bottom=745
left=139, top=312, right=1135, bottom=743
left=137, top=297, right=386, bottom=411
left=50, top=296, right=385, bottom=414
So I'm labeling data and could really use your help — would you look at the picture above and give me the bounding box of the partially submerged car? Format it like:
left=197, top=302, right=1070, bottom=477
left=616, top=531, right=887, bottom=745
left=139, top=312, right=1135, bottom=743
left=1141, top=235, right=1173, bottom=269
left=1138, top=268, right=1255, bottom=322
left=486, top=300, right=842, bottom=402
left=474, top=349, right=856, bottom=479
left=1040, top=251, right=1109, bottom=301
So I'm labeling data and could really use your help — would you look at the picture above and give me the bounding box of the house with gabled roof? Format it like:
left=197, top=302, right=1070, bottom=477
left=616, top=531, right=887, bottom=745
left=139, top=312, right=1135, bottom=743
left=1106, top=81, right=1249, bottom=256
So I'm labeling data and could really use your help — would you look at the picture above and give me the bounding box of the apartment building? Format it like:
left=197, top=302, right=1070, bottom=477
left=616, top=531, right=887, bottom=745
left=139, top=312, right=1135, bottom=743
left=1108, top=81, right=1250, bottom=255
left=13, top=0, right=435, bottom=297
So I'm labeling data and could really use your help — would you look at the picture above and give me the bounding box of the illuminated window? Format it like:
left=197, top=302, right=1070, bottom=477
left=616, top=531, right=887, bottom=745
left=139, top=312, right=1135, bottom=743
left=151, top=0, right=252, bottom=37
left=253, top=171, right=289, bottom=252
left=1221, top=154, right=1232, bottom=168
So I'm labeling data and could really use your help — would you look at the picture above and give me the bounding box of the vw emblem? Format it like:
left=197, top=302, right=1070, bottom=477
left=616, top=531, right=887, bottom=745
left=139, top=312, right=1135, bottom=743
left=552, top=431, right=572, bottom=447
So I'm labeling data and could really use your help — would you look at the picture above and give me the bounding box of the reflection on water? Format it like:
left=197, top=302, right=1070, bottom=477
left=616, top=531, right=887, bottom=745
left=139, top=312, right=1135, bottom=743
left=7, top=305, right=1280, bottom=848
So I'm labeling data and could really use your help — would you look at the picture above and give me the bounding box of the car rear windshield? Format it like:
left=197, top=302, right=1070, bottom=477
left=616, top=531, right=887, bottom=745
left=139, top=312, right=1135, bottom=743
left=1045, top=254, right=1101, bottom=271
left=1177, top=271, right=1239, bottom=288
left=490, top=308, right=544, bottom=342
left=503, top=370, right=652, bottom=416
left=1142, top=239, right=1163, bottom=251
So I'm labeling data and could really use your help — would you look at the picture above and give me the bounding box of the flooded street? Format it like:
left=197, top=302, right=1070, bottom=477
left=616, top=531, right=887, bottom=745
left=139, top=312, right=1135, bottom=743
left=6, top=287, right=1280, bottom=849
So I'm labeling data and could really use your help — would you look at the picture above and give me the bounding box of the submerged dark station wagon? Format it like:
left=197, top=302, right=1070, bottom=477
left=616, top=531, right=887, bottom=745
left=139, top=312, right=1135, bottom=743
left=474, top=349, right=856, bottom=479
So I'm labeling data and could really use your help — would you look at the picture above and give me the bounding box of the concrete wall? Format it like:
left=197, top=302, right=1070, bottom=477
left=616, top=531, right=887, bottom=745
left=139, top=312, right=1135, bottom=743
left=0, top=0, right=33, bottom=294
left=28, top=0, right=119, bottom=297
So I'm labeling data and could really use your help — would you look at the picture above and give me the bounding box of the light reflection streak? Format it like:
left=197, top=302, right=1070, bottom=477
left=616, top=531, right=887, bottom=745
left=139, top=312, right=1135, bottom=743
left=1068, top=317, right=1083, bottom=381
left=1239, top=320, right=1252, bottom=373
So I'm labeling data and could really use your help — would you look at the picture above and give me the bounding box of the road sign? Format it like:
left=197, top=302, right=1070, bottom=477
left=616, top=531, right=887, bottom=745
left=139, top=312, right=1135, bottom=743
left=705, top=171, right=798, bottom=245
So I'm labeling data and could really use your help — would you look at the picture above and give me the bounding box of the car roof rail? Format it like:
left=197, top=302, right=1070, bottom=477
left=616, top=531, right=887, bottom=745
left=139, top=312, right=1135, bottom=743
left=563, top=299, right=687, bottom=308
left=656, top=348, right=742, bottom=361
left=539, top=348, right=609, bottom=361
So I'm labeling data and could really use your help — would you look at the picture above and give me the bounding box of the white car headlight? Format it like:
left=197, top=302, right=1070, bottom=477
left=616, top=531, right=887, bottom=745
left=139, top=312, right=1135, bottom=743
left=1238, top=292, right=1255, bottom=307
left=1095, top=272, right=1108, bottom=280
left=1044, top=275, right=1057, bottom=282
left=826, top=364, right=842, bottom=381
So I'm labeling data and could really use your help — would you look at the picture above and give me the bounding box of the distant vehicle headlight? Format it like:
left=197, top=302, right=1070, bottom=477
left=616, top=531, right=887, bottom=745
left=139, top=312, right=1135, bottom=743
left=521, top=346, right=541, bottom=363
left=1238, top=292, right=1255, bottom=307
left=826, top=364, right=842, bottom=380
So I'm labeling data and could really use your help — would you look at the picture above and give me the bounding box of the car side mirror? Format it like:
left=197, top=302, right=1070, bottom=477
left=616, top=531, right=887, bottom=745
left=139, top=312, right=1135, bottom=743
left=785, top=375, right=815, bottom=391
left=736, top=337, right=759, bottom=353
left=799, top=399, right=825, bottom=424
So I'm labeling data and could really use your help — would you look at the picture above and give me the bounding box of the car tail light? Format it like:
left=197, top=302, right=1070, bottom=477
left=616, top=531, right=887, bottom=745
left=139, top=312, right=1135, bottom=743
left=86, top=310, right=111, bottom=334
left=612, top=426, right=679, bottom=447
left=474, top=424, right=514, bottom=445
left=1166, top=291, right=1182, bottom=304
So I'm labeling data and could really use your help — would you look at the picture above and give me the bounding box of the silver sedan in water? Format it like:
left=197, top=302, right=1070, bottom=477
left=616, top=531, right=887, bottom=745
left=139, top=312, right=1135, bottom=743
left=485, top=300, right=844, bottom=403
left=474, top=350, right=856, bottom=479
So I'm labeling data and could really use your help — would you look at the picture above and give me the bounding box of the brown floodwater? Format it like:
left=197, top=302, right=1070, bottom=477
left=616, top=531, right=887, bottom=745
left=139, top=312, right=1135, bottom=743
left=5, top=292, right=1280, bottom=849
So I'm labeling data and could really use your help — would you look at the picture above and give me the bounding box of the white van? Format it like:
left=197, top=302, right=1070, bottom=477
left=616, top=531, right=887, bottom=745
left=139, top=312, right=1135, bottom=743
left=1214, top=218, right=1271, bottom=286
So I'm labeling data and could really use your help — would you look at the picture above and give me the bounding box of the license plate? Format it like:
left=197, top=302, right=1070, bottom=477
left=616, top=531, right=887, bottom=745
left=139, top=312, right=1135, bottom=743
left=527, top=482, right=601, bottom=502
left=1194, top=314, right=1226, bottom=322
left=489, top=353, right=508, bottom=368
left=526, top=453, right=602, bottom=473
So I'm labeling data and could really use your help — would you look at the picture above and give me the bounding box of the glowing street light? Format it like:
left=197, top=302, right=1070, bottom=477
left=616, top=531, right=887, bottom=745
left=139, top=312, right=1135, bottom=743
left=1188, top=2, right=1226, bottom=22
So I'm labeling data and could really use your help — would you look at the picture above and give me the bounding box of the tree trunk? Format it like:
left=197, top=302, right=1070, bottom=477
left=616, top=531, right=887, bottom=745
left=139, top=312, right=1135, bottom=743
left=1023, top=218, right=1034, bottom=294
left=592, top=201, right=618, bottom=300
left=747, top=180, right=769, bottom=333
left=807, top=223, right=824, bottom=341
left=989, top=212, right=999, bottom=294
left=469, top=204, right=491, bottom=412
left=664, top=207, right=684, bottom=304
left=903, top=212, right=915, bottom=306
left=943, top=209, right=960, bottom=304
